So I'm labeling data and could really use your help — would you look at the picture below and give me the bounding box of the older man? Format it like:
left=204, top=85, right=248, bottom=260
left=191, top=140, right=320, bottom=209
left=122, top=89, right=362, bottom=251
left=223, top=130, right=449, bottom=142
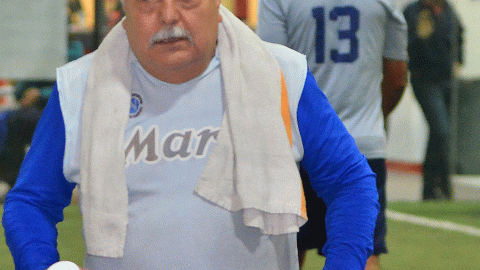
left=2, top=0, right=378, bottom=269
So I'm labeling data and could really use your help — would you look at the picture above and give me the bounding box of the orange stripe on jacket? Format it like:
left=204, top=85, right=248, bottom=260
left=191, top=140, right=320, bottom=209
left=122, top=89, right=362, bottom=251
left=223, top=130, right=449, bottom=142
left=280, top=73, right=308, bottom=220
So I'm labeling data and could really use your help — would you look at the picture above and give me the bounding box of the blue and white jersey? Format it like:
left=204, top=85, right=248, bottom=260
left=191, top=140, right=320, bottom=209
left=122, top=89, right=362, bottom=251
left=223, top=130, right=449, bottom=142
left=84, top=48, right=301, bottom=270
left=257, top=0, right=408, bottom=159
left=3, top=42, right=378, bottom=270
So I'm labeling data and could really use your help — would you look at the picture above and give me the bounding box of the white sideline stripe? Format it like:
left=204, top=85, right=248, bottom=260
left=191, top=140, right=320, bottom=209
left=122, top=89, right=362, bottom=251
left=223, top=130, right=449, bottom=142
left=386, top=210, right=480, bottom=237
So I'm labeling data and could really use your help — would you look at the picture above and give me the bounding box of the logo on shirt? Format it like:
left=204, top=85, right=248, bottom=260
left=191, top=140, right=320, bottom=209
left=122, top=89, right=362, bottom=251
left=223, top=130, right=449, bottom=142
left=125, top=126, right=220, bottom=167
left=129, top=93, right=143, bottom=118
left=417, top=9, right=434, bottom=40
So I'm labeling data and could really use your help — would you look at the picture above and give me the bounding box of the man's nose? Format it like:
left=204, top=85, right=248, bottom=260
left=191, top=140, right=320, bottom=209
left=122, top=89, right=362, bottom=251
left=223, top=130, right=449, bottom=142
left=159, top=0, right=180, bottom=25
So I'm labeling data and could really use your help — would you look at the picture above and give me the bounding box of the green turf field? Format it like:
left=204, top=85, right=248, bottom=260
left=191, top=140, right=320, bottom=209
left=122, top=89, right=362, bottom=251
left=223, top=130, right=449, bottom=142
left=1, top=201, right=479, bottom=269
left=304, top=201, right=480, bottom=270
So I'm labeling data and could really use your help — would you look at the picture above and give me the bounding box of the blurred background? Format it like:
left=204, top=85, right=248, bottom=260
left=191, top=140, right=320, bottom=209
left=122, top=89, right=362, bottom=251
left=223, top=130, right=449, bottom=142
left=0, top=0, right=479, bottom=269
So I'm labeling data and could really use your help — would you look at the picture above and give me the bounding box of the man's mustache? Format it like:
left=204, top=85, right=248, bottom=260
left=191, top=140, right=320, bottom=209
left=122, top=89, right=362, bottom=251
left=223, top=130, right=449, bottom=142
left=149, top=26, right=192, bottom=46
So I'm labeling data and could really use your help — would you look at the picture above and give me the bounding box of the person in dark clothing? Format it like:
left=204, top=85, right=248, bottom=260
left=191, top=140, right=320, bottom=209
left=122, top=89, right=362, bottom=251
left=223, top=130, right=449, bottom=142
left=0, top=81, right=53, bottom=190
left=13, top=80, right=53, bottom=110
left=403, top=0, right=464, bottom=200
left=0, top=107, right=42, bottom=188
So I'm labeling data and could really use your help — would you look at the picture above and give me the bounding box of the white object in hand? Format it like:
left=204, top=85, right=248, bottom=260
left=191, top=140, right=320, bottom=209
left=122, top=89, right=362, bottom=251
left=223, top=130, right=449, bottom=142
left=47, top=261, right=81, bottom=270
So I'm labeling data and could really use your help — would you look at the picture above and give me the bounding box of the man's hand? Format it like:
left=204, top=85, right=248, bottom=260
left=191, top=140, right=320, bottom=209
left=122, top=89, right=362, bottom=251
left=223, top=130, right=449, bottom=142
left=453, top=62, right=462, bottom=78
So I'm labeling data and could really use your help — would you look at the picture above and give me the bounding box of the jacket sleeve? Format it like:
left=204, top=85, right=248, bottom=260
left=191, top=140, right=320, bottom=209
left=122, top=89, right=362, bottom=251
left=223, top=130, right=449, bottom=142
left=2, top=86, right=76, bottom=270
left=298, top=70, right=379, bottom=269
left=456, top=16, right=464, bottom=64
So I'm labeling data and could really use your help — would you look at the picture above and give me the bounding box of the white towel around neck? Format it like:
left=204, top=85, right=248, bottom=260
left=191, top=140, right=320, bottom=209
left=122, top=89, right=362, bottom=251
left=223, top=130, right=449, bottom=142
left=79, top=5, right=306, bottom=258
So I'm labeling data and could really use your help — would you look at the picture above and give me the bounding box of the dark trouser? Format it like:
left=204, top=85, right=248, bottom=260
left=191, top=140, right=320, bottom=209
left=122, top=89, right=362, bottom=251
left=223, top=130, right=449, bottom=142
left=297, top=159, right=387, bottom=255
left=0, top=150, right=24, bottom=188
left=411, top=77, right=452, bottom=200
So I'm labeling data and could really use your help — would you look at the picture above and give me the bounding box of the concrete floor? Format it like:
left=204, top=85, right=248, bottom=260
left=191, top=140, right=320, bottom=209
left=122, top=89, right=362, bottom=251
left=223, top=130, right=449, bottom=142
left=386, top=168, right=480, bottom=202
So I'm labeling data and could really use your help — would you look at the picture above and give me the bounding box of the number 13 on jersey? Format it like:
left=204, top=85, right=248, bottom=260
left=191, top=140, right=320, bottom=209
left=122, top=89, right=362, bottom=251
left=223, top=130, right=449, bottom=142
left=312, top=6, right=360, bottom=63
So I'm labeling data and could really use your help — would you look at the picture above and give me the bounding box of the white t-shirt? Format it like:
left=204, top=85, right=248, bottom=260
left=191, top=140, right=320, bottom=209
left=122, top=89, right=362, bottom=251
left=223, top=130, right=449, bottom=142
left=257, top=0, right=408, bottom=159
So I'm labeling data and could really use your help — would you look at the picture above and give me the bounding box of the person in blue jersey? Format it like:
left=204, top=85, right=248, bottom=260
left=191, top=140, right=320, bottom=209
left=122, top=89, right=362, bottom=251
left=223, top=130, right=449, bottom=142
left=2, top=0, right=378, bottom=269
left=257, top=0, right=408, bottom=269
